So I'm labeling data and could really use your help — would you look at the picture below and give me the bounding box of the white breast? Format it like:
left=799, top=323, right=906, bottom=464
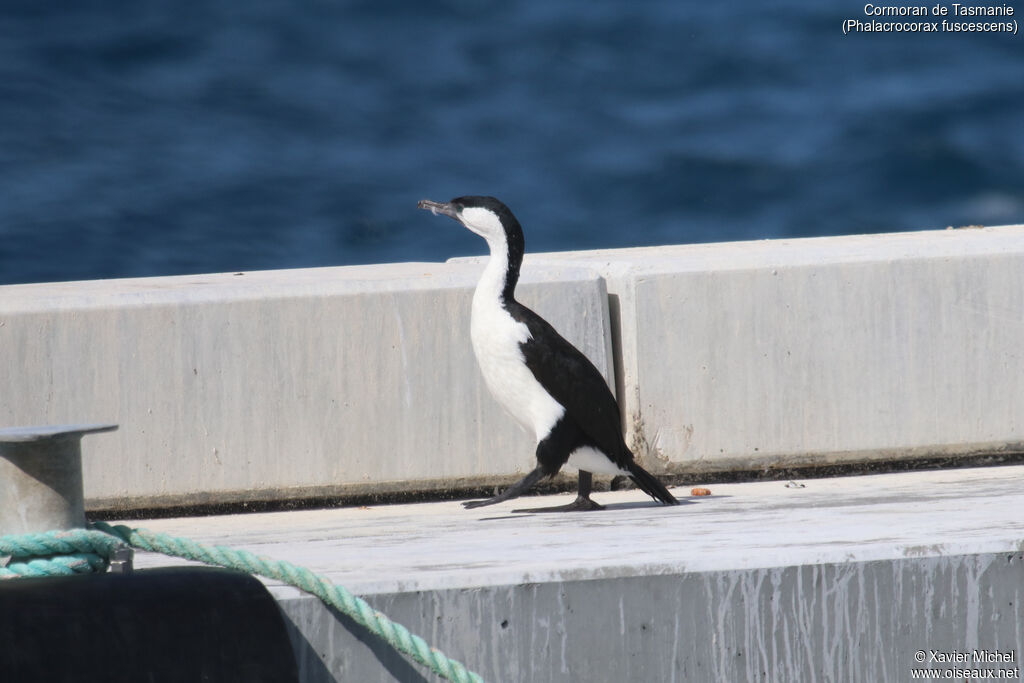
left=470, top=292, right=564, bottom=443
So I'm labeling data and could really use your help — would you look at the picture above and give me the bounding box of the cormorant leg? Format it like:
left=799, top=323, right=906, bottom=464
left=463, top=467, right=548, bottom=509
left=512, top=470, right=605, bottom=513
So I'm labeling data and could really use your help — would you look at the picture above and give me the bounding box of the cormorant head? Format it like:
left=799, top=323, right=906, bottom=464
left=418, top=196, right=524, bottom=249
left=419, top=195, right=527, bottom=298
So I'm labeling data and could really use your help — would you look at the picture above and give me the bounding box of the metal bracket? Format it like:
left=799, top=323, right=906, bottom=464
left=108, top=545, right=134, bottom=574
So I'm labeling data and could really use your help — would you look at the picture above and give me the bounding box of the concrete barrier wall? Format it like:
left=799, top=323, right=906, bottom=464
left=3, top=226, right=1022, bottom=509
left=279, top=551, right=1024, bottom=682
left=519, top=226, right=1024, bottom=473
left=0, top=263, right=613, bottom=509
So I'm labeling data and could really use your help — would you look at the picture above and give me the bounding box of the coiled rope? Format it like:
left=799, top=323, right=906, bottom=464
left=0, top=523, right=483, bottom=683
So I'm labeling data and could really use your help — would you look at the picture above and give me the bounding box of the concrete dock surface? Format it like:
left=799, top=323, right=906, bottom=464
left=122, top=465, right=1024, bottom=596
left=117, top=465, right=1024, bottom=682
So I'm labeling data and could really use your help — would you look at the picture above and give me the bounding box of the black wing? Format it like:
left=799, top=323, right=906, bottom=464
left=507, top=301, right=634, bottom=468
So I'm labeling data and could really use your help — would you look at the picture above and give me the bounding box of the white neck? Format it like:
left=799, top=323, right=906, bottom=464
left=473, top=234, right=512, bottom=309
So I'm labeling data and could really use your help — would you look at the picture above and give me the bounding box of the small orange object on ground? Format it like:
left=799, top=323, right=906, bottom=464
left=690, top=487, right=711, bottom=496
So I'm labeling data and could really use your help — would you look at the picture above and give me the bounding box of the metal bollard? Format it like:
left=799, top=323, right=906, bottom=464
left=0, top=424, right=117, bottom=534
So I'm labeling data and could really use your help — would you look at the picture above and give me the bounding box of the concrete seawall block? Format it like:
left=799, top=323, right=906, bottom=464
left=518, top=226, right=1024, bottom=472
left=0, top=262, right=612, bottom=509
left=5, top=225, right=1022, bottom=509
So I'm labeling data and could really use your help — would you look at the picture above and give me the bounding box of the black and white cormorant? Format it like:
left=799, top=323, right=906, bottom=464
left=418, top=195, right=679, bottom=511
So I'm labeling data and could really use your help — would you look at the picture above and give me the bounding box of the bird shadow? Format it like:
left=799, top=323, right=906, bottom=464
left=472, top=498, right=701, bottom=520
left=599, top=499, right=697, bottom=511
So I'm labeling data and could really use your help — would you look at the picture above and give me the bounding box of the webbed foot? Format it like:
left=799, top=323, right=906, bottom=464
left=512, top=495, right=604, bottom=513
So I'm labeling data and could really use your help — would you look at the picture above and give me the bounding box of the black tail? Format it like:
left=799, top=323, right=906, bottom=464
left=626, top=461, right=679, bottom=505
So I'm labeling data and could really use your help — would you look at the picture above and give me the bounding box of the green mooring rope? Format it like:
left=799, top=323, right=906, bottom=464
left=0, top=523, right=484, bottom=683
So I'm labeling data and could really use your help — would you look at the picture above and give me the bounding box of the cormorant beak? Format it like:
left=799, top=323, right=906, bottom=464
left=417, top=199, right=459, bottom=220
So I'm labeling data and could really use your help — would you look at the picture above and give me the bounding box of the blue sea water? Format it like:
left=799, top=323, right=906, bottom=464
left=1, top=1, right=1022, bottom=285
